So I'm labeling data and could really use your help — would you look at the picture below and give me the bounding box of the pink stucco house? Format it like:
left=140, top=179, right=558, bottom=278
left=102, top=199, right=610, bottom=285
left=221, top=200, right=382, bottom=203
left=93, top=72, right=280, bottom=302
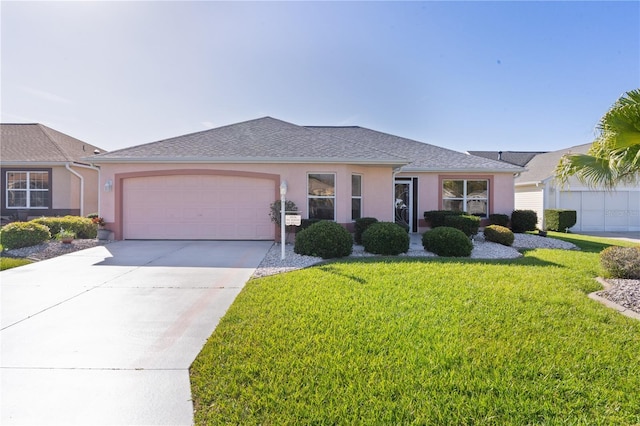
left=1, top=123, right=105, bottom=220
left=89, top=117, right=523, bottom=240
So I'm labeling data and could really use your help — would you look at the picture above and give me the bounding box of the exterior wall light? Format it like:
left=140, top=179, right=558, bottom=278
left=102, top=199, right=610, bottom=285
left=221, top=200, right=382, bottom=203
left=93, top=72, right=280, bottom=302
left=104, top=179, right=113, bottom=192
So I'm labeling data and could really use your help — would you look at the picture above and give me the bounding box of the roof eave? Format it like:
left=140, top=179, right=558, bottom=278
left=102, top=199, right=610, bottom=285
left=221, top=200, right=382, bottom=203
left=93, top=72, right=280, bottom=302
left=400, top=166, right=524, bottom=173
left=86, top=156, right=409, bottom=167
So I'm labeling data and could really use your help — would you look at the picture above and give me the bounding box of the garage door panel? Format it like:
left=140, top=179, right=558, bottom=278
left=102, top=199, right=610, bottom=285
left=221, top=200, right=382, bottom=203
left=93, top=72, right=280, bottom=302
left=123, top=174, right=275, bottom=240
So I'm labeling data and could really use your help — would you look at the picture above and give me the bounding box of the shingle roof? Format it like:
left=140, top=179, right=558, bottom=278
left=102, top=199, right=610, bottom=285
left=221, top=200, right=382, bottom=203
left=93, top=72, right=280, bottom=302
left=467, top=151, right=546, bottom=167
left=91, top=117, right=407, bottom=165
left=1, top=123, right=104, bottom=163
left=515, top=143, right=592, bottom=184
left=312, top=126, right=523, bottom=172
left=90, top=117, right=523, bottom=172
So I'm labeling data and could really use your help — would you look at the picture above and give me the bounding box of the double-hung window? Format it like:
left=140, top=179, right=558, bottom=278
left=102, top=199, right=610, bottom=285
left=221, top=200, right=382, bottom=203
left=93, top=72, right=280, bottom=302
left=442, top=179, right=488, bottom=217
left=351, top=174, right=362, bottom=220
left=308, top=173, right=335, bottom=220
left=6, top=171, right=50, bottom=209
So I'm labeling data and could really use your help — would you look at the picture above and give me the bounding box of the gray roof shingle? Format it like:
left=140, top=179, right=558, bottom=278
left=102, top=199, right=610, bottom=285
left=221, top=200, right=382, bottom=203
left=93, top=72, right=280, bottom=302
left=90, top=117, right=523, bottom=172
left=515, top=143, right=592, bottom=184
left=1, top=123, right=104, bottom=163
left=312, top=126, right=523, bottom=172
left=467, top=151, right=546, bottom=167
left=91, top=117, right=407, bottom=165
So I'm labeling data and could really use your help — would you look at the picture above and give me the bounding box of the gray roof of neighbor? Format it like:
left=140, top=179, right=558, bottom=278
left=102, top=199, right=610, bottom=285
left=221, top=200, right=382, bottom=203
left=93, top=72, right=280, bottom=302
left=90, top=117, right=523, bottom=172
left=1, top=123, right=104, bottom=163
left=515, top=143, right=592, bottom=184
left=467, top=151, right=546, bottom=167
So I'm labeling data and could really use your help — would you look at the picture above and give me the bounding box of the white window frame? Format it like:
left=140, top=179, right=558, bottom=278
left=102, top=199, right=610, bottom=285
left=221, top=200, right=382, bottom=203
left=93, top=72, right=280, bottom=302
left=351, top=174, right=362, bottom=221
left=307, top=172, right=336, bottom=221
left=5, top=171, right=50, bottom=209
left=442, top=179, right=489, bottom=217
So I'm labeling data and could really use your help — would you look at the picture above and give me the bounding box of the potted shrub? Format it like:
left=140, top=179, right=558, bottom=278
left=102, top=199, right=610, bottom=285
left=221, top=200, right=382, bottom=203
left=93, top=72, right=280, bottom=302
left=57, top=229, right=76, bottom=244
left=92, top=217, right=111, bottom=240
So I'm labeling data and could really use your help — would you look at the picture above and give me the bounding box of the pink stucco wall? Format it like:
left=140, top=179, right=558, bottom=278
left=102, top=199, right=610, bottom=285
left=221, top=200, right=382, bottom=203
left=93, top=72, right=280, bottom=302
left=98, top=162, right=516, bottom=239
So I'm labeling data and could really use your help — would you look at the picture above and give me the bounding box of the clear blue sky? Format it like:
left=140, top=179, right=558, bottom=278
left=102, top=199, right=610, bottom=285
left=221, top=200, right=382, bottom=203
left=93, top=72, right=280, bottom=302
left=2, top=1, right=638, bottom=154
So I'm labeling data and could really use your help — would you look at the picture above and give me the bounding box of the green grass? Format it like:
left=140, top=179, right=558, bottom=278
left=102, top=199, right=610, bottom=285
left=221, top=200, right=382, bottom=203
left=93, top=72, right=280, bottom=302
left=191, top=236, right=640, bottom=424
left=0, top=257, right=32, bottom=270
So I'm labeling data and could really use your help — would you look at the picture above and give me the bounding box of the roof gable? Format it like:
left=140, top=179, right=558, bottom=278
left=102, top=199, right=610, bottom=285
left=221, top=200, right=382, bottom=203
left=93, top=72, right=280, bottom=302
left=1, top=123, right=104, bottom=163
left=467, top=151, right=546, bottom=167
left=515, top=143, right=592, bottom=184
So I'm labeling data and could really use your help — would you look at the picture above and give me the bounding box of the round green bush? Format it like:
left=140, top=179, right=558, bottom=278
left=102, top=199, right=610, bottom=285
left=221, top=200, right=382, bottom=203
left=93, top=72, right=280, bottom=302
left=422, top=226, right=473, bottom=257
left=294, top=221, right=353, bottom=259
left=0, top=222, right=51, bottom=250
left=484, top=225, right=514, bottom=246
left=354, top=217, right=378, bottom=245
left=600, top=246, right=640, bottom=279
left=31, top=216, right=97, bottom=239
left=362, top=222, right=409, bottom=255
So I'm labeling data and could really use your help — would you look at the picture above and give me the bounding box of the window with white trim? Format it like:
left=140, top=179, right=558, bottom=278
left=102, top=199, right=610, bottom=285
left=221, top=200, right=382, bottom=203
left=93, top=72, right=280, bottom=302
left=442, top=179, right=488, bottom=217
left=351, top=174, right=362, bottom=221
left=308, top=173, right=335, bottom=220
left=6, top=171, right=50, bottom=209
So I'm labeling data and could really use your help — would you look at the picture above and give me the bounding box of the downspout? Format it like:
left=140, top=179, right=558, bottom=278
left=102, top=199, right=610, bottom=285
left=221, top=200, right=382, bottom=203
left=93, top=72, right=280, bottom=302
left=65, top=163, right=84, bottom=216
left=72, top=162, right=101, bottom=216
left=65, top=162, right=100, bottom=217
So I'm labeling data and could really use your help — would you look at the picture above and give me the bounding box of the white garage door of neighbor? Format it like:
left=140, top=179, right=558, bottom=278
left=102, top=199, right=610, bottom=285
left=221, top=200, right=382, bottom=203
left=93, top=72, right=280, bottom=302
left=559, top=190, right=640, bottom=232
left=123, top=175, right=276, bottom=240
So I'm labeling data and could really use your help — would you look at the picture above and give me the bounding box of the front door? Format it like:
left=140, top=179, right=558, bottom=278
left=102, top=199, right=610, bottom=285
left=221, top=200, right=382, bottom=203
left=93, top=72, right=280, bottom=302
left=395, top=178, right=417, bottom=232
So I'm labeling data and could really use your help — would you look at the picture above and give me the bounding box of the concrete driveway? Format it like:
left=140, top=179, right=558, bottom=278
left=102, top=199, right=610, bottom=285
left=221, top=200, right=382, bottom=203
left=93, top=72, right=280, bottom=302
left=1, top=240, right=272, bottom=425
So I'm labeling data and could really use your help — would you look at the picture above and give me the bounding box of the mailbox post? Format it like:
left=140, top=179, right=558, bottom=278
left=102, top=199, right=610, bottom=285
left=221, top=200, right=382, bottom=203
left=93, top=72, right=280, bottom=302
left=280, top=181, right=287, bottom=260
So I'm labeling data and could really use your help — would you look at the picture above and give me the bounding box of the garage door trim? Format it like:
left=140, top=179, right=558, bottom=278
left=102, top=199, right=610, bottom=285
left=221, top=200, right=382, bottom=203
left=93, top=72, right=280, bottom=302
left=114, top=169, right=281, bottom=240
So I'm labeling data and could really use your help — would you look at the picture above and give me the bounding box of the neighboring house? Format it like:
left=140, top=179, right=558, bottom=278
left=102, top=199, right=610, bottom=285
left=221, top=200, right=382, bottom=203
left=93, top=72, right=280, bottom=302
left=88, top=117, right=523, bottom=240
left=468, top=151, right=547, bottom=167
left=1, top=123, right=105, bottom=220
left=514, top=143, right=639, bottom=232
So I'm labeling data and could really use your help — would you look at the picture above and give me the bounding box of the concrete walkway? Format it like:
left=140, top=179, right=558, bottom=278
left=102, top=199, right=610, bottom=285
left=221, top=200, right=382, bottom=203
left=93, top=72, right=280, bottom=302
left=1, top=240, right=272, bottom=425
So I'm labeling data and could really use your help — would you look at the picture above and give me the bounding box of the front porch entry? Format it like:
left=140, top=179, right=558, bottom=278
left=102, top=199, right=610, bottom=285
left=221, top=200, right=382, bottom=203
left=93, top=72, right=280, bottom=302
left=394, top=177, right=418, bottom=233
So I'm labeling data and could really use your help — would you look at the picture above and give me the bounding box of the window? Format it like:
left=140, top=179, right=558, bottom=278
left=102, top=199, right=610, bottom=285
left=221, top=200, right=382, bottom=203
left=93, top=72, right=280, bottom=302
left=442, top=179, right=488, bottom=217
left=6, top=171, right=50, bottom=209
left=308, top=173, right=335, bottom=220
left=351, top=174, right=362, bottom=220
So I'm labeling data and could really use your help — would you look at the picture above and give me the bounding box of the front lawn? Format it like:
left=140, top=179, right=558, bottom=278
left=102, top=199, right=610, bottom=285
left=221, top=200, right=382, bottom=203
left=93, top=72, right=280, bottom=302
left=191, top=235, right=640, bottom=424
left=0, top=257, right=32, bottom=271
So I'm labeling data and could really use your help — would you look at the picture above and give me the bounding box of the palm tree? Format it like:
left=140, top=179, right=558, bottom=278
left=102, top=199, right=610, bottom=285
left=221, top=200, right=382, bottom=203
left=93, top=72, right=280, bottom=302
left=555, top=89, right=640, bottom=189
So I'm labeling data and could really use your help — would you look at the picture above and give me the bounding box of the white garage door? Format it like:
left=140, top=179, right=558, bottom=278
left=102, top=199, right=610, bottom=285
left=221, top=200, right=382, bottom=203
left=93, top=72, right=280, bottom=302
left=123, top=174, right=275, bottom=240
left=559, top=190, right=640, bottom=232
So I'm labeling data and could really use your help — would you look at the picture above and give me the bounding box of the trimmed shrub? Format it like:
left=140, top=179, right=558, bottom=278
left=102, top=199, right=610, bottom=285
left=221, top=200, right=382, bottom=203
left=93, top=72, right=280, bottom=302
left=423, top=210, right=463, bottom=228
left=362, top=222, right=409, bottom=255
left=294, top=221, right=353, bottom=259
left=422, top=227, right=473, bottom=257
left=354, top=217, right=378, bottom=244
left=544, top=209, right=577, bottom=232
left=484, top=225, right=515, bottom=246
left=511, top=210, right=538, bottom=233
left=296, top=218, right=322, bottom=233
left=444, top=214, right=480, bottom=237
left=0, top=222, right=51, bottom=250
left=31, top=216, right=97, bottom=239
left=489, top=213, right=510, bottom=227
left=600, top=246, right=640, bottom=279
